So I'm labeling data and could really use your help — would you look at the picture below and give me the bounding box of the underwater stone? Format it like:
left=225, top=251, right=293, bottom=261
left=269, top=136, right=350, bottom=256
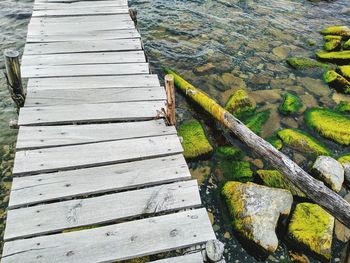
left=278, top=93, right=302, bottom=115
left=277, top=128, right=331, bottom=156
left=305, top=108, right=350, bottom=145
left=222, top=181, right=293, bottom=253
left=323, top=39, right=341, bottom=51
left=288, top=203, right=334, bottom=260
left=338, top=65, right=350, bottom=79
left=321, top=25, right=350, bottom=37
left=266, top=135, right=283, bottom=150
left=178, top=119, right=213, bottom=159
left=343, top=38, right=350, bottom=50
left=336, top=101, right=350, bottom=112
left=194, top=63, right=215, bottom=74
left=220, top=160, right=253, bottom=183
left=215, top=146, right=241, bottom=160
left=256, top=170, right=305, bottom=197
left=323, top=70, right=350, bottom=94
left=316, top=50, right=350, bottom=63
left=243, top=110, right=270, bottom=135
left=311, top=156, right=344, bottom=192
left=225, top=89, right=256, bottom=116
left=286, top=57, right=330, bottom=70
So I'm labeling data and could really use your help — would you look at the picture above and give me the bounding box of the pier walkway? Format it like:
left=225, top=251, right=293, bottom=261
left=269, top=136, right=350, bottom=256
left=1, top=0, right=216, bottom=262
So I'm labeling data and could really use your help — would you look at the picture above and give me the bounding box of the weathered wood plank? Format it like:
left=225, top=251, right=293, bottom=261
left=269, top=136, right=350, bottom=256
left=13, top=134, right=182, bottom=175
left=9, top=154, right=190, bottom=208
left=27, top=75, right=160, bottom=90
left=23, top=39, right=142, bottom=55
left=24, top=87, right=165, bottom=107
left=16, top=119, right=173, bottom=149
left=2, top=208, right=215, bottom=263
left=18, top=101, right=165, bottom=126
left=5, top=180, right=201, bottom=241
left=21, top=63, right=149, bottom=78
left=26, top=29, right=140, bottom=43
left=32, top=6, right=129, bottom=17
left=33, top=0, right=127, bottom=10
left=151, top=253, right=204, bottom=263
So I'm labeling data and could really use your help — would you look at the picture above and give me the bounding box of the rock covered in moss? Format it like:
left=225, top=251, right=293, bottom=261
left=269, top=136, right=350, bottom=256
left=316, top=50, right=350, bottom=64
left=222, top=181, right=293, bottom=253
left=311, top=156, right=344, bottom=192
left=336, top=101, right=350, bottom=112
left=286, top=57, right=330, bottom=70
left=323, top=70, right=350, bottom=94
left=266, top=135, right=283, bottom=150
left=225, top=89, right=256, bottom=116
left=243, top=110, right=270, bottom=135
left=321, top=25, right=350, bottom=37
left=338, top=65, right=350, bottom=79
left=279, top=93, right=302, bottom=115
left=220, top=160, right=253, bottom=182
left=178, top=119, right=213, bottom=159
left=338, top=154, right=350, bottom=164
left=323, top=39, right=341, bottom=51
left=323, top=35, right=342, bottom=41
left=305, top=108, right=350, bottom=145
left=257, top=170, right=305, bottom=197
left=288, top=203, right=334, bottom=260
left=215, top=146, right=241, bottom=159
left=277, top=128, right=331, bottom=156
left=343, top=38, right=350, bottom=50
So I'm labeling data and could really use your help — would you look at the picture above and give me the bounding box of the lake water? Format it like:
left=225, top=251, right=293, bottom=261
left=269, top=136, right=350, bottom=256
left=1, top=0, right=350, bottom=261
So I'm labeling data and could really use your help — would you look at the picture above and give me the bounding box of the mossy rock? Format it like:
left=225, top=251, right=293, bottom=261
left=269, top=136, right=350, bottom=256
left=315, top=50, right=350, bottom=64
left=277, top=128, right=331, bottom=156
left=266, top=135, right=283, bottom=150
left=305, top=108, right=350, bottom=145
left=215, top=146, right=242, bottom=160
left=279, top=93, right=302, bottom=115
left=323, top=70, right=350, bottom=94
left=323, top=35, right=342, bottom=41
left=288, top=203, right=334, bottom=260
left=243, top=110, right=270, bottom=135
left=338, top=153, right=350, bottom=164
left=220, top=160, right=253, bottom=182
left=320, top=25, right=350, bottom=37
left=225, top=89, right=256, bottom=116
left=338, top=65, right=350, bottom=79
left=323, top=39, right=341, bottom=51
left=286, top=57, right=330, bottom=71
left=178, top=119, right=213, bottom=159
left=343, top=38, right=350, bottom=50
left=335, top=101, right=350, bottom=113
left=256, top=170, right=305, bottom=197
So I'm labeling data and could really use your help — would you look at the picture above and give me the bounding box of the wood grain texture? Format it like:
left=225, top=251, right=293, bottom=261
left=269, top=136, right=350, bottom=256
left=9, top=154, right=191, bottom=208
left=2, top=208, right=215, bottom=263
left=13, top=134, right=183, bottom=175
left=5, top=180, right=201, bottom=241
left=151, top=253, right=204, bottom=263
left=33, top=0, right=127, bottom=10
left=32, top=6, right=129, bottom=17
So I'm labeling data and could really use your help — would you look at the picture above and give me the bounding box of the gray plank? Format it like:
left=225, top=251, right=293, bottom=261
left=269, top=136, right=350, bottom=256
left=2, top=208, right=215, bottom=263
left=32, top=6, right=129, bottom=16
left=33, top=0, right=127, bottom=10
left=151, top=253, right=204, bottom=263
left=16, top=119, right=174, bottom=149
left=21, top=51, right=146, bottom=67
left=5, top=180, right=201, bottom=241
left=26, top=29, right=140, bottom=43
left=13, top=134, right=182, bottom=175
left=18, top=101, right=165, bottom=126
left=21, top=63, right=149, bottom=78
left=24, top=87, right=165, bottom=107
left=27, top=75, right=160, bottom=90
left=29, top=14, right=132, bottom=24
left=9, top=154, right=190, bottom=208
left=23, top=39, right=142, bottom=55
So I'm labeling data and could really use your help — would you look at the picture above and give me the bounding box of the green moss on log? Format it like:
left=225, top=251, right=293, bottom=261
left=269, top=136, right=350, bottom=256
left=279, top=93, right=302, bottom=115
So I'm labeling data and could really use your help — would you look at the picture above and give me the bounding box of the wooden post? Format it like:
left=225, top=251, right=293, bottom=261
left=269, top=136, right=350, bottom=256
left=129, top=8, right=137, bottom=26
left=165, top=74, right=176, bottom=125
left=3, top=49, right=25, bottom=110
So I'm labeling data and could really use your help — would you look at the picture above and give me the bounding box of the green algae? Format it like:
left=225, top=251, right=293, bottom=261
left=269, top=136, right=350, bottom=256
left=315, top=50, right=350, bottom=63
left=323, top=70, right=350, bottom=94
left=256, top=170, right=305, bottom=197
left=286, top=57, right=330, bottom=70
left=338, top=153, right=350, bottom=164
left=338, top=65, right=350, bottom=79
left=278, top=93, right=302, bottom=115
left=178, top=119, right=213, bottom=159
left=225, top=89, right=256, bottom=117
left=243, top=110, right=270, bottom=135
left=323, top=35, right=342, bottom=41
left=335, top=101, right=350, bottom=113
left=277, top=128, right=331, bottom=156
left=266, top=135, right=283, bottom=150
left=320, top=25, right=350, bottom=37
left=288, top=203, right=334, bottom=260
left=216, top=146, right=242, bottom=160
left=305, top=108, right=350, bottom=145
left=323, top=39, right=341, bottom=51
left=220, top=160, right=254, bottom=183
left=343, top=38, right=350, bottom=50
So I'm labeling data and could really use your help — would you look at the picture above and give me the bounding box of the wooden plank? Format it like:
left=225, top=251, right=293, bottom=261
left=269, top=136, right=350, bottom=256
left=32, top=6, right=129, bottom=16
left=9, top=154, right=191, bottom=208
left=16, top=119, right=174, bottom=149
left=4, top=180, right=201, bottom=241
left=35, top=0, right=124, bottom=2
left=18, top=101, right=165, bottom=126
left=21, top=63, right=150, bottom=78
left=24, top=87, right=166, bottom=107
left=2, top=208, right=215, bottom=263
left=23, top=39, right=142, bottom=55
left=13, top=134, right=182, bottom=175
left=27, top=75, right=160, bottom=90
left=151, top=253, right=204, bottom=263
left=26, top=29, right=140, bottom=43
left=21, top=51, right=145, bottom=67
left=33, top=0, right=127, bottom=10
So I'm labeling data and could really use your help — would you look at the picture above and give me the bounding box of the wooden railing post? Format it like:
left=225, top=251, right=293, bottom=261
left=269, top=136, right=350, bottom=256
left=3, top=49, right=25, bottom=110
left=165, top=74, right=176, bottom=125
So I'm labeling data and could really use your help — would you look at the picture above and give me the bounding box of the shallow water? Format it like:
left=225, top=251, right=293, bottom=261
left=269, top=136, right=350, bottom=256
left=0, top=0, right=349, bottom=261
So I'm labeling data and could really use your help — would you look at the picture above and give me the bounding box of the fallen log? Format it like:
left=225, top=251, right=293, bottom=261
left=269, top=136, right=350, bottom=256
left=164, top=68, right=350, bottom=228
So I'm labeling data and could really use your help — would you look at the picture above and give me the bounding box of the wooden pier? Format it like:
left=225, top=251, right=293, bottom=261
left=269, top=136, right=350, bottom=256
left=1, top=0, right=216, bottom=262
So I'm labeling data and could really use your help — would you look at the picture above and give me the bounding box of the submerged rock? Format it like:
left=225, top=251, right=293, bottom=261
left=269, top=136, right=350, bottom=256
left=323, top=35, right=342, bottom=41
left=288, top=203, right=334, bottom=260
left=243, top=110, right=270, bottom=135
left=305, top=108, right=350, bottom=145
left=266, top=135, right=283, bottom=150
left=220, top=160, right=253, bottom=183
left=311, top=156, right=344, bottom=192
left=278, top=93, right=302, bottom=115
left=286, top=57, right=330, bottom=70
left=194, top=63, right=215, bottom=74
left=323, top=39, right=341, bottom=51
left=344, top=38, right=350, bottom=50
left=336, top=101, right=350, bottom=112
left=225, top=89, right=256, bottom=116
left=215, top=146, right=241, bottom=160
left=222, top=181, right=293, bottom=253
left=321, top=25, right=350, bottom=37
left=323, top=70, right=350, bottom=94
left=178, top=119, right=213, bottom=159
left=316, top=50, right=350, bottom=64
left=338, top=65, right=350, bottom=79
left=277, top=128, right=331, bottom=156
left=257, top=170, right=305, bottom=197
